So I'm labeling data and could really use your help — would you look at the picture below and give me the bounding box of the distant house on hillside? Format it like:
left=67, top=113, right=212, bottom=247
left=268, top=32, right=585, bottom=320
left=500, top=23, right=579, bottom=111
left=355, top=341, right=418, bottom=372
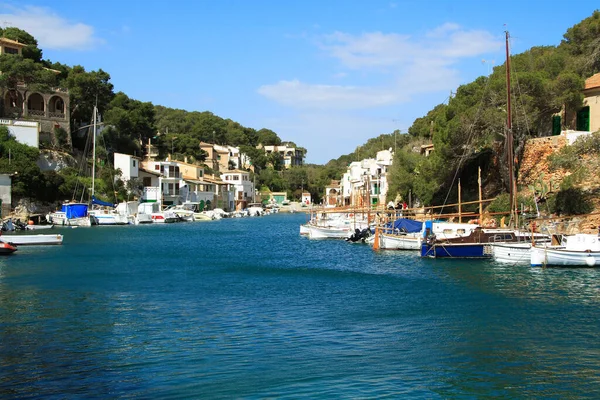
left=260, top=143, right=305, bottom=168
left=0, top=37, right=70, bottom=146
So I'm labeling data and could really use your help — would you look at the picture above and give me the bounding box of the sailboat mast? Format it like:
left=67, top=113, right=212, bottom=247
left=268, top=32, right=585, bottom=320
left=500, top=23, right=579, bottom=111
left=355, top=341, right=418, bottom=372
left=91, top=105, right=97, bottom=198
left=505, top=31, right=517, bottom=226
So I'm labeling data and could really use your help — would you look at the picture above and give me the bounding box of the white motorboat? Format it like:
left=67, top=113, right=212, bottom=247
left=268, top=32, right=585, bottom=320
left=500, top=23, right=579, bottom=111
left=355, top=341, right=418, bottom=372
left=88, top=208, right=131, bottom=225
left=2, top=233, right=63, bottom=245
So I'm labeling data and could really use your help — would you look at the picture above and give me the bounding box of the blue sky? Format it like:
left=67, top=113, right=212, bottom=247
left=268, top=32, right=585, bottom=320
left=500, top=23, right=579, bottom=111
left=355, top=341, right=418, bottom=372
left=2, top=1, right=598, bottom=163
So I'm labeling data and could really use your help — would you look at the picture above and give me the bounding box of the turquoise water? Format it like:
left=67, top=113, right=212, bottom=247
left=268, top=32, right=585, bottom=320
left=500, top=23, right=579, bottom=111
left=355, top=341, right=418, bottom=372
left=1, top=213, right=600, bottom=398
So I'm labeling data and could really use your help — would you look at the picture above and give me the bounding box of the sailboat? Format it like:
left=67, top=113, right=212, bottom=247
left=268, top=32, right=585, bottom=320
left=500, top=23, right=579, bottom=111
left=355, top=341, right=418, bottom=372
left=47, top=106, right=105, bottom=227
left=421, top=31, right=549, bottom=258
left=85, top=106, right=134, bottom=225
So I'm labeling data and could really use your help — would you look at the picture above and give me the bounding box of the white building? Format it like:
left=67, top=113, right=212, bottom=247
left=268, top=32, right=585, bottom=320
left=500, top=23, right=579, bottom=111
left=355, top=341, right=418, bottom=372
left=114, top=152, right=140, bottom=182
left=339, top=148, right=394, bottom=208
left=221, top=169, right=255, bottom=210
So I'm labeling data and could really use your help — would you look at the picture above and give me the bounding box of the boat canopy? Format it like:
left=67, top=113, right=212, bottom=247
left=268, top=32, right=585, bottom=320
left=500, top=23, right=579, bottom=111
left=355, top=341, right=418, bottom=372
left=91, top=196, right=115, bottom=207
left=386, top=218, right=423, bottom=233
left=61, top=203, right=89, bottom=218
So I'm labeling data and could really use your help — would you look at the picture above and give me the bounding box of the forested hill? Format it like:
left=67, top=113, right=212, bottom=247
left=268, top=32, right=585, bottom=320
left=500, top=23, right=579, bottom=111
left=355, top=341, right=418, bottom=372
left=328, top=10, right=600, bottom=212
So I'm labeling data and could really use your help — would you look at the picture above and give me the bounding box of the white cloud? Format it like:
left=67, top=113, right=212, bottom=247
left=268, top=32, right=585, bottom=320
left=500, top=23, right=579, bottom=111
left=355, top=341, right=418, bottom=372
left=257, top=79, right=405, bottom=109
left=263, top=111, right=398, bottom=164
left=258, top=24, right=502, bottom=111
left=0, top=5, right=101, bottom=50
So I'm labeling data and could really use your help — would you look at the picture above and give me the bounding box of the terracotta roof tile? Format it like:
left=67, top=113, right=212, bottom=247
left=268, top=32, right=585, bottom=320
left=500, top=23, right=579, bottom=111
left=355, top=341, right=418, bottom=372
left=584, top=73, right=600, bottom=90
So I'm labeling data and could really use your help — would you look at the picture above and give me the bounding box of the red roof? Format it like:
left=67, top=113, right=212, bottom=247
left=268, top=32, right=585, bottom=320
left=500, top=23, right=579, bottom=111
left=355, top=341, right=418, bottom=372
left=584, top=73, right=600, bottom=90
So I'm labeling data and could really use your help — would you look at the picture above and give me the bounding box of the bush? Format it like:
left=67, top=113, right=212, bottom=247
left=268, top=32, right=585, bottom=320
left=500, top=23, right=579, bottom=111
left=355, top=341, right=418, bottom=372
left=551, top=188, right=593, bottom=215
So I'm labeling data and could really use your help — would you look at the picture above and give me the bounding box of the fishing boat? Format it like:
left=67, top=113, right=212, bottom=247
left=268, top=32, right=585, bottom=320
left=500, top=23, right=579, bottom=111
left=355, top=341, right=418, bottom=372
left=531, top=234, right=600, bottom=267
left=491, top=234, right=553, bottom=263
left=374, top=220, right=481, bottom=251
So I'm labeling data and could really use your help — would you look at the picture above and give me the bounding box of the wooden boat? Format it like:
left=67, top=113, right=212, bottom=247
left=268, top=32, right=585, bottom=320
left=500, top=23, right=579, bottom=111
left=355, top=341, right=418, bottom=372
left=531, top=234, right=600, bottom=267
left=421, top=227, right=549, bottom=258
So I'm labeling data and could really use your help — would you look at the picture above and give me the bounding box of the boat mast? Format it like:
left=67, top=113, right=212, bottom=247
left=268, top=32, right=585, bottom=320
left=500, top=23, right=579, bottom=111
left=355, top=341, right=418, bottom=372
left=91, top=105, right=97, bottom=198
left=505, top=31, right=517, bottom=227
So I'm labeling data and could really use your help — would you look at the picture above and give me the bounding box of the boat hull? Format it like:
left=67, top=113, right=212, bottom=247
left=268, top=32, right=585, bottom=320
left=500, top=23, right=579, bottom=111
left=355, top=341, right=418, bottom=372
left=421, top=242, right=491, bottom=258
left=531, top=246, right=600, bottom=267
left=308, top=225, right=350, bottom=239
left=2, top=234, right=63, bottom=246
left=491, top=242, right=531, bottom=263
left=378, top=233, right=421, bottom=250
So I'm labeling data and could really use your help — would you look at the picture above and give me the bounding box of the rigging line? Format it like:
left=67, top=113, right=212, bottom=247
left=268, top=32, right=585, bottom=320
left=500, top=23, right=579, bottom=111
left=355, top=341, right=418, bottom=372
left=436, top=73, right=495, bottom=218
left=98, top=130, right=121, bottom=204
left=510, top=49, right=532, bottom=137
left=71, top=118, right=94, bottom=202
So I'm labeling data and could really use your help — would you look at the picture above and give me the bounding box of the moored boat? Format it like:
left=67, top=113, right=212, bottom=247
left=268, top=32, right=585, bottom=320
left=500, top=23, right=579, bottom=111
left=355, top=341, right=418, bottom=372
left=1, top=234, right=63, bottom=246
left=531, top=234, right=600, bottom=267
left=47, top=203, right=97, bottom=227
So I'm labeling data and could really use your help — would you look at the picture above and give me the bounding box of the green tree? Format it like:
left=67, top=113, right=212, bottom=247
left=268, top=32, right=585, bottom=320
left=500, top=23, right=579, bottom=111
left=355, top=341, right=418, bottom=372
left=1, top=27, right=42, bottom=62
left=102, top=92, right=155, bottom=156
left=257, top=128, right=281, bottom=146
left=67, top=66, right=115, bottom=129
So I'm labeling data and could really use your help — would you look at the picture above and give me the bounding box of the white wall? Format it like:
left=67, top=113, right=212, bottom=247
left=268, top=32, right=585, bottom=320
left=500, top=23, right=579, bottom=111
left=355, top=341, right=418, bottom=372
left=1, top=120, right=39, bottom=148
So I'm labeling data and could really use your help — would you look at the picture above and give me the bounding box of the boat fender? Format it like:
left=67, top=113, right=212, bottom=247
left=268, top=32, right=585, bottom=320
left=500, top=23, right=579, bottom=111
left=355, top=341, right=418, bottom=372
left=586, top=255, right=595, bottom=267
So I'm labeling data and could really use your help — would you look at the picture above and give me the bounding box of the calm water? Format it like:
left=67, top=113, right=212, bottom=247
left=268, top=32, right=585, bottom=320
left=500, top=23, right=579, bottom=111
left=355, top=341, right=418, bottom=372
left=1, top=213, right=600, bottom=399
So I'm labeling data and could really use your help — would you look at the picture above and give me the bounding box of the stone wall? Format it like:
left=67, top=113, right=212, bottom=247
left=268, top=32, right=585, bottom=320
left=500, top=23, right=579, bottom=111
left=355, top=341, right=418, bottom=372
left=518, top=135, right=567, bottom=187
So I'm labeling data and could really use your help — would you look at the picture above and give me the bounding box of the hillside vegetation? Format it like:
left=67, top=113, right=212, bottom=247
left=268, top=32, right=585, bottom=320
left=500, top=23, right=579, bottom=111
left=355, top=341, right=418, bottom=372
left=1, top=11, right=600, bottom=212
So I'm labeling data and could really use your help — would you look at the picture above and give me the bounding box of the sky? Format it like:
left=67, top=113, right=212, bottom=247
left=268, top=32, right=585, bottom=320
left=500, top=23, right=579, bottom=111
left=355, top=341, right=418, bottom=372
left=2, top=1, right=598, bottom=164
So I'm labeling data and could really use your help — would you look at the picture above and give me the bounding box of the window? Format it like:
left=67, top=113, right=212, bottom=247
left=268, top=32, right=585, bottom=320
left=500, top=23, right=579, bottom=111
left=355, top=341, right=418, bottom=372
left=132, top=160, right=137, bottom=167
left=4, top=47, right=18, bottom=54
left=175, top=183, right=180, bottom=195
left=143, top=177, right=151, bottom=187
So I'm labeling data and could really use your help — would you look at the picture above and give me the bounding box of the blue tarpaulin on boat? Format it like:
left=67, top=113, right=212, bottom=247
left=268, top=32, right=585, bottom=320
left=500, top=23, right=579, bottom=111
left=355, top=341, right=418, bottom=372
left=61, top=203, right=89, bottom=219
left=386, top=218, right=423, bottom=233
left=91, top=196, right=115, bottom=207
